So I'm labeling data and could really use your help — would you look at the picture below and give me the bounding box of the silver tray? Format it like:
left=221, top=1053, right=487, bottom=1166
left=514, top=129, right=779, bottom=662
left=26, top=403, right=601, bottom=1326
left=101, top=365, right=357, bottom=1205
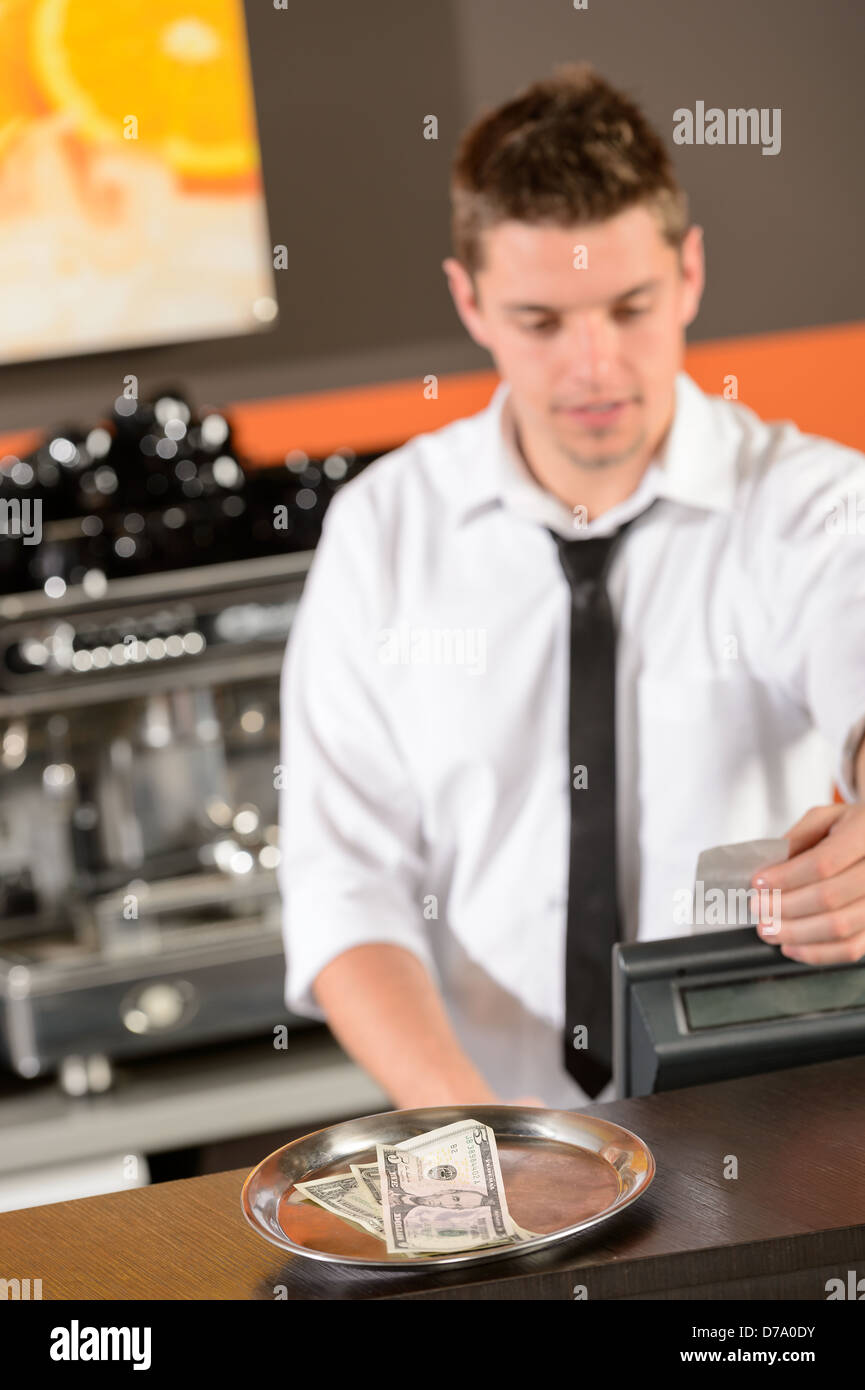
left=240, top=1104, right=655, bottom=1269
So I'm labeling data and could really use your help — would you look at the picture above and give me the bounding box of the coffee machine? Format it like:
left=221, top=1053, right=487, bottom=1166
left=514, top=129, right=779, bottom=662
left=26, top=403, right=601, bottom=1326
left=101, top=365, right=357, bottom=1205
left=0, top=388, right=378, bottom=1092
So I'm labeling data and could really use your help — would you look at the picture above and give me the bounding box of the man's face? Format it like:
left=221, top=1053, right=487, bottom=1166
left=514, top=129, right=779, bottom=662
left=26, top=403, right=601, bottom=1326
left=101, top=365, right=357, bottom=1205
left=444, top=205, right=704, bottom=473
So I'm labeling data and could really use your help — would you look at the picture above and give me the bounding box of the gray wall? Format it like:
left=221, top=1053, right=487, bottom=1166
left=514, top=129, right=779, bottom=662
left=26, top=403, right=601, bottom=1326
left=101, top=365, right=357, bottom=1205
left=1, top=0, right=862, bottom=436
left=452, top=0, right=864, bottom=339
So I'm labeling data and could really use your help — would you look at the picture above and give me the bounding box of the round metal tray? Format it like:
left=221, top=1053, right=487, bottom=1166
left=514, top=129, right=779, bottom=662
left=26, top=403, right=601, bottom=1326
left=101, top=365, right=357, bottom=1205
left=241, top=1104, right=655, bottom=1269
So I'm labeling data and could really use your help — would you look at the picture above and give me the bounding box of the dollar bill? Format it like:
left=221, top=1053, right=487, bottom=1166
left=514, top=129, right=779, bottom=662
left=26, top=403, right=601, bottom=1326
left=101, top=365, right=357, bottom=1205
left=375, top=1118, right=539, bottom=1255
left=293, top=1173, right=386, bottom=1239
left=294, top=1120, right=539, bottom=1256
left=349, top=1162, right=382, bottom=1209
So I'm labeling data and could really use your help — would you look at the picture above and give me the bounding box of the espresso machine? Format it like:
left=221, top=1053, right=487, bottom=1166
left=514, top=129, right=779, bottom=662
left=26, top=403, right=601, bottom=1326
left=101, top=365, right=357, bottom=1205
left=0, top=388, right=378, bottom=1092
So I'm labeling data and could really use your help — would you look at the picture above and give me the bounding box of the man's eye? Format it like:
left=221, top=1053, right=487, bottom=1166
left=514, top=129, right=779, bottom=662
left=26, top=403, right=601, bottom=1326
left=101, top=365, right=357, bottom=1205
left=615, top=306, right=649, bottom=319
left=523, top=320, right=557, bottom=334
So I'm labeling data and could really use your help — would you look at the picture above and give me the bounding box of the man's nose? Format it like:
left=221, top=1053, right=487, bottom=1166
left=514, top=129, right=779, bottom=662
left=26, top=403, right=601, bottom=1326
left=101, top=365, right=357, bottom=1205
left=561, top=314, right=616, bottom=380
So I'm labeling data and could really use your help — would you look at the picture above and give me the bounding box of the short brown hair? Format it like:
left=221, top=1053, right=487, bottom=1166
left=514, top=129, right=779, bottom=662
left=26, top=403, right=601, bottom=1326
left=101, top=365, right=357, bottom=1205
left=450, top=63, right=689, bottom=276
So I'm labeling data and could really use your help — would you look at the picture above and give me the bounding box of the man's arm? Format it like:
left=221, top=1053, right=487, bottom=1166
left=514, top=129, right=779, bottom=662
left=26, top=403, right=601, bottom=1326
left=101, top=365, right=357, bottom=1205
left=312, top=944, right=500, bottom=1109
left=280, top=484, right=528, bottom=1106
left=747, top=445, right=865, bottom=963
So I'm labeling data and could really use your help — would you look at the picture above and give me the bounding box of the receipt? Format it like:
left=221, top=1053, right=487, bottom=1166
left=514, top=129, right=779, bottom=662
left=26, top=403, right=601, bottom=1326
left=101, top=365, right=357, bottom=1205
left=691, top=837, right=790, bottom=932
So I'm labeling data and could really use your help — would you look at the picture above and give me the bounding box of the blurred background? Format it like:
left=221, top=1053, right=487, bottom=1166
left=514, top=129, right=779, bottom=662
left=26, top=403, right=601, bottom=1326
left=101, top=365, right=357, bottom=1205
left=0, top=0, right=862, bottom=1212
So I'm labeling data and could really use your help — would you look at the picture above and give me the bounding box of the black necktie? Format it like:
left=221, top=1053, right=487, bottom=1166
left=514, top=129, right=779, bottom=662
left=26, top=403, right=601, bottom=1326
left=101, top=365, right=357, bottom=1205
left=549, top=512, right=644, bottom=1098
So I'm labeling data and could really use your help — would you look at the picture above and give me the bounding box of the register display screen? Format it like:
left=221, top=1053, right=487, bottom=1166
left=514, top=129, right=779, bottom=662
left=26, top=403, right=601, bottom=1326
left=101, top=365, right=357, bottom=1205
left=681, top=966, right=865, bottom=1031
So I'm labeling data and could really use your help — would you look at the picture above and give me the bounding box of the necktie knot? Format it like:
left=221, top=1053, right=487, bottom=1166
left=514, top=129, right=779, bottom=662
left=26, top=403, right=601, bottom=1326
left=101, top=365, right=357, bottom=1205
left=549, top=518, right=636, bottom=596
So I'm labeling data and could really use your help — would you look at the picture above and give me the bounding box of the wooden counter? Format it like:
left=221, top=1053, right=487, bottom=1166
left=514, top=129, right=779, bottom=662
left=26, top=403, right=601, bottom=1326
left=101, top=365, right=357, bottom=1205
left=2, top=1053, right=864, bottom=1300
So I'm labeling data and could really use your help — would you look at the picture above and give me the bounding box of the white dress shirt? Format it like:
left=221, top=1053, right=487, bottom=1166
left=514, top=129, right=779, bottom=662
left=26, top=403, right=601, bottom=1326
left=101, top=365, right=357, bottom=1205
left=278, top=370, right=865, bottom=1109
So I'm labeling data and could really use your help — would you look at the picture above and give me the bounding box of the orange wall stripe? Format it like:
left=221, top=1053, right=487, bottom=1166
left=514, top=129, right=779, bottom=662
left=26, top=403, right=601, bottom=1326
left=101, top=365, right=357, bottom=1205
left=226, top=369, right=499, bottom=461
left=1, top=320, right=863, bottom=465
left=0, top=427, right=42, bottom=462
left=684, top=319, right=865, bottom=452
left=228, top=317, right=865, bottom=459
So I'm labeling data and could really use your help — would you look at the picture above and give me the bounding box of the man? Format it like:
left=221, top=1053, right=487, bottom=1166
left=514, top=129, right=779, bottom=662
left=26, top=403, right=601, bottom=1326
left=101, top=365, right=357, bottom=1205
left=278, top=64, right=865, bottom=1111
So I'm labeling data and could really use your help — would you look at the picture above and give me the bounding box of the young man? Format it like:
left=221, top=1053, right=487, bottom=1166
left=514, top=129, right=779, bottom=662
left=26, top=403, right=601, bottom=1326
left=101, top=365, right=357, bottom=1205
left=278, top=65, right=865, bottom=1111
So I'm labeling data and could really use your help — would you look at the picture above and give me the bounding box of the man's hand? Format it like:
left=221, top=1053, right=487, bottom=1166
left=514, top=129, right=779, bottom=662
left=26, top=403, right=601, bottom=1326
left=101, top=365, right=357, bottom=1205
left=750, top=803, right=865, bottom=964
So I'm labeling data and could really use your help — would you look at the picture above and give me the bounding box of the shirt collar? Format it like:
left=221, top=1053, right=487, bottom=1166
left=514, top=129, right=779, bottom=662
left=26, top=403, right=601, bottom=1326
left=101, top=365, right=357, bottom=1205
left=455, top=371, right=737, bottom=536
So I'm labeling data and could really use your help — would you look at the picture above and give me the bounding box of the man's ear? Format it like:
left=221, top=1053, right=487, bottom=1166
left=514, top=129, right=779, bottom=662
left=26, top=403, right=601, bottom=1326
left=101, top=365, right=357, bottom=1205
left=678, top=224, right=705, bottom=330
left=442, top=256, right=492, bottom=350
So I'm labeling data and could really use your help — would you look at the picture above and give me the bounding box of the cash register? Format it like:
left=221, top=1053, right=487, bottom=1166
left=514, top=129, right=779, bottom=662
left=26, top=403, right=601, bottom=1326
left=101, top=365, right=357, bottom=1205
left=612, top=927, right=865, bottom=1097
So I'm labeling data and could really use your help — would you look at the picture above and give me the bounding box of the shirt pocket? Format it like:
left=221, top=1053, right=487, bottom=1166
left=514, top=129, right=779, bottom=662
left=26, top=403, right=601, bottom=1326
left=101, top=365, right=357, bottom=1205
left=635, top=669, right=780, bottom=863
